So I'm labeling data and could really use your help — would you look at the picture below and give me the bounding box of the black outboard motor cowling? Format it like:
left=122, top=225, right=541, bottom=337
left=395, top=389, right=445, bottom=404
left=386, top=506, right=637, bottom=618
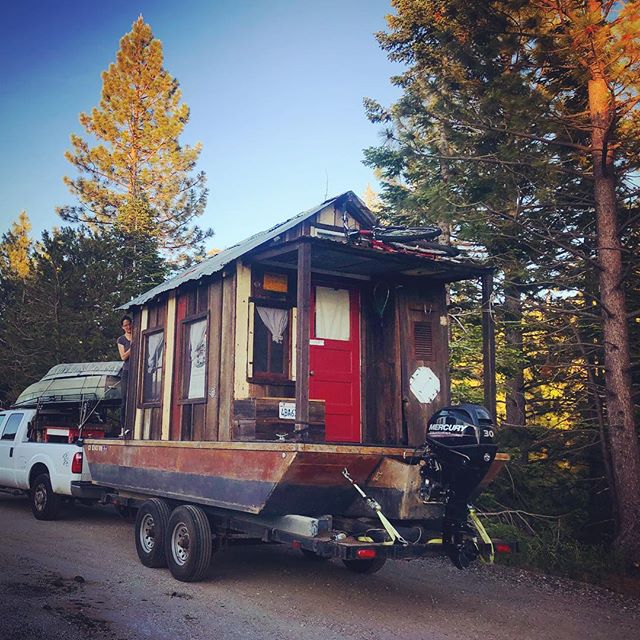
left=422, top=404, right=498, bottom=568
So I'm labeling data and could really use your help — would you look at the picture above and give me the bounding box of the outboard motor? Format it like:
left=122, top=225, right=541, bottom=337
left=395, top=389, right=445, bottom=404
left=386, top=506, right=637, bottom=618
left=420, top=404, right=498, bottom=568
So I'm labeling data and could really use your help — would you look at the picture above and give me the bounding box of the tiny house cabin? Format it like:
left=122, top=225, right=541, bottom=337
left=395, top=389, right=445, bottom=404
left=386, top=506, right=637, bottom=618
left=121, top=191, right=495, bottom=447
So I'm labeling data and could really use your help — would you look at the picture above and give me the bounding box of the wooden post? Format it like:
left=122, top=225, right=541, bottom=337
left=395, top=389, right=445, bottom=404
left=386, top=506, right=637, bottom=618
left=295, top=241, right=311, bottom=432
left=481, top=271, right=497, bottom=420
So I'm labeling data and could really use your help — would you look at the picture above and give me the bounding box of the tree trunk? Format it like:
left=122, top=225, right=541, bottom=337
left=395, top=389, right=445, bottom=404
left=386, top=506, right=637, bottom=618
left=588, top=75, right=640, bottom=560
left=503, top=276, right=526, bottom=428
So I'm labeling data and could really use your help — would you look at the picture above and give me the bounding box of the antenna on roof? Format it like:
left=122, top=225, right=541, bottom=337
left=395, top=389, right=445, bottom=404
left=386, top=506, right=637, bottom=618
left=324, top=169, right=329, bottom=201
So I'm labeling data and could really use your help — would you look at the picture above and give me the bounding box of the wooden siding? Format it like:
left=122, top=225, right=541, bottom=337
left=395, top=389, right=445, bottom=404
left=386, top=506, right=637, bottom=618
left=133, top=307, right=148, bottom=439
left=161, top=293, right=176, bottom=440
left=363, top=281, right=403, bottom=444
left=204, top=277, right=223, bottom=441
left=218, top=270, right=237, bottom=440
left=397, top=282, right=450, bottom=446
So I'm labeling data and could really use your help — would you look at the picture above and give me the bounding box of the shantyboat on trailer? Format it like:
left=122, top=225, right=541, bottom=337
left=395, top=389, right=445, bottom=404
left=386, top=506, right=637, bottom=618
left=83, top=192, right=511, bottom=582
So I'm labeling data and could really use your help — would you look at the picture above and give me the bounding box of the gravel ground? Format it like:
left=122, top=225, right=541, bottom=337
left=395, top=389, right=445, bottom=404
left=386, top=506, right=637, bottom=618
left=0, top=493, right=638, bottom=640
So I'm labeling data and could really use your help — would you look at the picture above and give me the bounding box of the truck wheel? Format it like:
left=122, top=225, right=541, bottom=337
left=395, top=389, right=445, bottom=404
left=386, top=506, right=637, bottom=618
left=166, top=505, right=212, bottom=582
left=31, top=473, right=61, bottom=521
left=135, top=499, right=171, bottom=568
left=342, top=557, right=387, bottom=574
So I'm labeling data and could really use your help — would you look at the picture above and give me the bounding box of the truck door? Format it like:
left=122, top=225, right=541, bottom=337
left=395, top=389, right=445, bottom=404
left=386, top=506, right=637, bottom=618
left=0, top=412, right=25, bottom=488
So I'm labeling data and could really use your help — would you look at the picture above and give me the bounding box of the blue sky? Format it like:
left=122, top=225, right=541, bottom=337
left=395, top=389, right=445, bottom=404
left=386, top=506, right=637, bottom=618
left=0, top=0, right=400, bottom=250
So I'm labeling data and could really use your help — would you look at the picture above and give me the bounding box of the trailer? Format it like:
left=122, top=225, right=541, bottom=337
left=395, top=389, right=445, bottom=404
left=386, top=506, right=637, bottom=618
left=80, top=191, right=510, bottom=582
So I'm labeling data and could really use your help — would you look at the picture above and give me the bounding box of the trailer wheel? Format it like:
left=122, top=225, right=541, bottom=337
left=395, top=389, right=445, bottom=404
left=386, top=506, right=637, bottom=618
left=31, top=473, right=61, bottom=521
left=342, top=557, right=387, bottom=574
left=166, top=505, right=212, bottom=582
left=135, top=499, right=171, bottom=568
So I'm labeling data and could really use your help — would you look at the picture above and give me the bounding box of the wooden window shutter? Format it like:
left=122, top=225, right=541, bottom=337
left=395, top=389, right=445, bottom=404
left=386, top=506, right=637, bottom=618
left=414, top=321, right=433, bottom=360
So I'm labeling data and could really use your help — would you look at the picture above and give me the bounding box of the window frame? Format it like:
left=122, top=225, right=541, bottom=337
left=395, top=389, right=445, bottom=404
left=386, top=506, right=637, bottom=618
left=249, top=299, right=292, bottom=383
left=139, top=327, right=165, bottom=408
left=178, top=311, right=209, bottom=405
left=0, top=413, right=23, bottom=441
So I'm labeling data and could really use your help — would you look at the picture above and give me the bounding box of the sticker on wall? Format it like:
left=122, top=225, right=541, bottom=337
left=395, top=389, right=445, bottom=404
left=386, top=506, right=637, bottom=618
left=409, top=366, right=440, bottom=404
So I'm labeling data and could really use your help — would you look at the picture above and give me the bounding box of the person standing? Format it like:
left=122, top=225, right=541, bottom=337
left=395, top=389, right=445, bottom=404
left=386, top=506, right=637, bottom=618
left=117, top=315, right=133, bottom=436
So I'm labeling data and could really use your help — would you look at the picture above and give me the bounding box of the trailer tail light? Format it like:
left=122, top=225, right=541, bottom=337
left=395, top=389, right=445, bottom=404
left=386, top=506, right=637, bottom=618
left=495, top=542, right=513, bottom=555
left=71, top=452, right=83, bottom=474
left=356, top=549, right=377, bottom=559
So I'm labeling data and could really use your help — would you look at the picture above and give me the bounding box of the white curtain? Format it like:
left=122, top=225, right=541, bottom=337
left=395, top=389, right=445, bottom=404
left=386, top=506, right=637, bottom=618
left=146, top=333, right=164, bottom=373
left=187, top=319, right=207, bottom=398
left=315, top=287, right=350, bottom=341
left=257, top=306, right=288, bottom=344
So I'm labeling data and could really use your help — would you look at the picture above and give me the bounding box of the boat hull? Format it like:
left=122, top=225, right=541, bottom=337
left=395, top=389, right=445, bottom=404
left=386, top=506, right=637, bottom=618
left=84, top=439, right=442, bottom=518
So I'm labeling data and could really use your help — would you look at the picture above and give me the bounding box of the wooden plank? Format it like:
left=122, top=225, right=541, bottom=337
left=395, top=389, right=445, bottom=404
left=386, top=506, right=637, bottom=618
left=234, top=260, right=251, bottom=400
left=247, top=301, right=255, bottom=379
left=142, top=409, right=151, bottom=440
left=290, top=307, right=297, bottom=380
left=204, top=279, right=223, bottom=441
left=133, top=307, right=149, bottom=440
left=161, top=292, right=176, bottom=440
left=396, top=283, right=451, bottom=446
left=482, top=272, right=497, bottom=420
left=218, top=271, right=236, bottom=441
left=295, top=241, right=311, bottom=432
left=150, top=407, right=162, bottom=440
left=192, top=399, right=206, bottom=440
left=170, top=295, right=188, bottom=440
left=125, top=309, right=141, bottom=432
left=364, top=281, right=402, bottom=444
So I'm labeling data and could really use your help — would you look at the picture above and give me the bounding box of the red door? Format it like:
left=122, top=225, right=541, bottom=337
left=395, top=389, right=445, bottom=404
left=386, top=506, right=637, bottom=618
left=309, top=285, right=361, bottom=442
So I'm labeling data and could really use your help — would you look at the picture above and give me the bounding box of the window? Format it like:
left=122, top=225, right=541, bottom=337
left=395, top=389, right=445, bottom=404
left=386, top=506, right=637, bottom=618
left=253, top=304, right=290, bottom=378
left=315, top=286, right=350, bottom=341
left=1, top=413, right=23, bottom=441
left=142, top=330, right=164, bottom=404
left=181, top=316, right=208, bottom=401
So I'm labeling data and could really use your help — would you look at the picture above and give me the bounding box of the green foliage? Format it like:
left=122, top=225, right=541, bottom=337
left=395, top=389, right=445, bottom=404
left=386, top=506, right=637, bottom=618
left=0, top=224, right=166, bottom=406
left=484, top=521, right=625, bottom=583
left=367, top=0, right=640, bottom=569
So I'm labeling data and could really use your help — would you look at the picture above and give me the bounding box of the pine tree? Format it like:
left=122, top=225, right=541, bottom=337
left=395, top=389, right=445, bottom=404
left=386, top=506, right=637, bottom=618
left=0, top=224, right=167, bottom=406
left=59, top=16, right=211, bottom=265
left=0, top=211, right=33, bottom=280
left=366, top=0, right=640, bottom=560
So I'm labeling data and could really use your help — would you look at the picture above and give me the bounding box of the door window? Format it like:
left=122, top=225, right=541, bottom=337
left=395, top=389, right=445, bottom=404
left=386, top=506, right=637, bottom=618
left=1, top=413, right=23, bottom=441
left=315, top=287, right=350, bottom=341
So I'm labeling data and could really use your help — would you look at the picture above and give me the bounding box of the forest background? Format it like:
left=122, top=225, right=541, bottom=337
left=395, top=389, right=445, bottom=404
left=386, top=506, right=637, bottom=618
left=1, top=2, right=639, bottom=587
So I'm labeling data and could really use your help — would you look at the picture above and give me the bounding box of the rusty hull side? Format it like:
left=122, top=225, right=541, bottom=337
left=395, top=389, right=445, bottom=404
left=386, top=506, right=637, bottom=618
left=84, top=440, right=417, bottom=516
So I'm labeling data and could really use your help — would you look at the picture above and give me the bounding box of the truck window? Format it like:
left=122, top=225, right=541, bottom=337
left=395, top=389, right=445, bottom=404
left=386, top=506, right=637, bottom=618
left=1, top=413, right=23, bottom=441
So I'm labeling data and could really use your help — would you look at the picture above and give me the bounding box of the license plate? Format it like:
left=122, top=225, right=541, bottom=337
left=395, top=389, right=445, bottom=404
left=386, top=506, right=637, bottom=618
left=278, top=402, right=296, bottom=420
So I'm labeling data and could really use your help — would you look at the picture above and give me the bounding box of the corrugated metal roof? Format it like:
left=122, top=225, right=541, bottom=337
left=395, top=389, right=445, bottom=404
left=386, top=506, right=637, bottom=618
left=120, top=191, right=366, bottom=310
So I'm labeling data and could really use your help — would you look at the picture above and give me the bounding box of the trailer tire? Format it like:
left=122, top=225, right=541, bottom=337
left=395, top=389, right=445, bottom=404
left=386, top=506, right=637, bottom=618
left=342, top=557, right=387, bottom=574
left=31, top=473, right=61, bottom=521
left=135, top=499, right=171, bottom=568
left=166, top=505, right=212, bottom=582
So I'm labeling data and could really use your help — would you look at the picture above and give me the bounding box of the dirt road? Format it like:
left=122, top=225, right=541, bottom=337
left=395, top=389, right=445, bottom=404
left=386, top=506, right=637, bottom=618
left=0, top=494, right=637, bottom=640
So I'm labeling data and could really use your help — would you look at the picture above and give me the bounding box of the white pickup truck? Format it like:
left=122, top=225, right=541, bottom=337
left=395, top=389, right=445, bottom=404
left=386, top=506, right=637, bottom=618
left=0, top=408, right=96, bottom=520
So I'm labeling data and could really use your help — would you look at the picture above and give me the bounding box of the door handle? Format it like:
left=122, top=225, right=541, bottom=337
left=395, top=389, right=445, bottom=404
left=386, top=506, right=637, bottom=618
left=309, top=370, right=315, bottom=376
left=9, top=447, right=13, bottom=458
